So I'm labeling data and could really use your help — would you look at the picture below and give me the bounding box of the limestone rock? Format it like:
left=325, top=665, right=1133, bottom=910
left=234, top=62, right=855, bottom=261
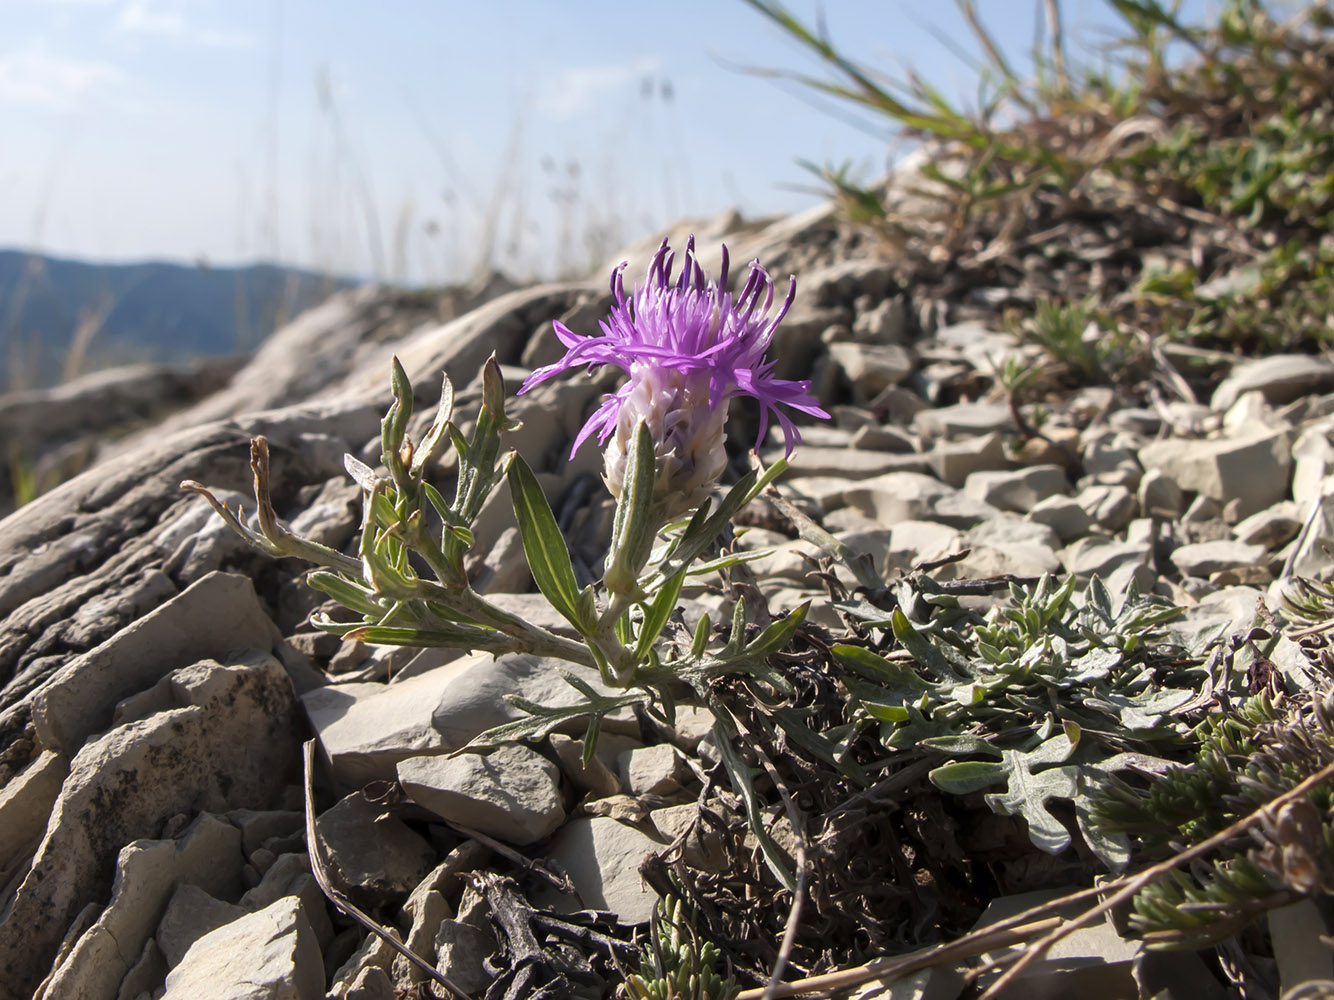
left=844, top=472, right=996, bottom=527
left=157, top=883, right=247, bottom=968
left=964, top=465, right=1069, bottom=514
left=398, top=745, right=565, bottom=846
left=915, top=401, right=1014, bottom=440
left=33, top=813, right=244, bottom=1000
left=1138, top=429, right=1291, bottom=519
left=1211, top=354, right=1334, bottom=412
left=0, top=749, right=67, bottom=872
left=925, top=432, right=1008, bottom=488
left=1137, top=469, right=1183, bottom=519
left=618, top=745, right=690, bottom=798
left=781, top=446, right=929, bottom=481
left=535, top=816, right=662, bottom=923
left=435, top=920, right=497, bottom=996
left=161, top=896, right=324, bottom=1000
left=302, top=652, right=635, bottom=790
left=1233, top=502, right=1302, bottom=549
left=29, top=570, right=282, bottom=755
left=315, top=792, right=435, bottom=905
left=1026, top=496, right=1094, bottom=543
left=1172, top=540, right=1269, bottom=578
left=827, top=342, right=913, bottom=400
left=549, top=734, right=622, bottom=799
left=1075, top=483, right=1137, bottom=532
left=0, top=653, right=295, bottom=1000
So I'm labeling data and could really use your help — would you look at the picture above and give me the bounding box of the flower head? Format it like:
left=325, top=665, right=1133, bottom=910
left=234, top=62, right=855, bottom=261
left=520, top=236, right=829, bottom=508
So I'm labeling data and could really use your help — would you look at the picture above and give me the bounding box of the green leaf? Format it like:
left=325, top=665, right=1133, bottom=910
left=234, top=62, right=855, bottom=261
left=507, top=455, right=585, bottom=633
left=709, top=710, right=796, bottom=891
left=345, top=623, right=498, bottom=648
left=463, top=690, right=645, bottom=751
left=891, top=608, right=964, bottom=683
left=830, top=644, right=933, bottom=688
left=742, top=603, right=808, bottom=658
left=929, top=732, right=1080, bottom=853
left=636, top=568, right=686, bottom=661
left=605, top=420, right=657, bottom=593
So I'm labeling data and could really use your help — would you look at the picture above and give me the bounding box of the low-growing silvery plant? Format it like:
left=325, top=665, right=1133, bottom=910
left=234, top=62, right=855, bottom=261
left=185, top=236, right=829, bottom=885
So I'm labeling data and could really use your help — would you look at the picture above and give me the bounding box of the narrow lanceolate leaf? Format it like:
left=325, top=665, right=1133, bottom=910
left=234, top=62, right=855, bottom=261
left=891, top=607, right=964, bottom=683
left=605, top=421, right=656, bottom=593
left=635, top=568, right=686, bottom=661
left=507, top=455, right=585, bottom=633
left=344, top=623, right=499, bottom=649
left=831, top=644, right=933, bottom=688
left=743, top=602, right=809, bottom=658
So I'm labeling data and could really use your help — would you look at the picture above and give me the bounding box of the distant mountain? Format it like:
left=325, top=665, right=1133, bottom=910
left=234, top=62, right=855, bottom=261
left=0, top=250, right=358, bottom=390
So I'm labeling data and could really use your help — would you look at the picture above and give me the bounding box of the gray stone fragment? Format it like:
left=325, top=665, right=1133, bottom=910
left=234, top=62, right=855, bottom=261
left=964, top=465, right=1068, bottom=514
left=115, top=938, right=168, bottom=1000
left=1291, top=423, right=1334, bottom=506
left=157, top=883, right=246, bottom=969
left=1026, top=496, right=1094, bottom=543
left=343, top=966, right=395, bottom=1000
left=435, top=920, right=497, bottom=996
left=393, top=888, right=451, bottom=986
left=1139, top=429, right=1291, bottom=519
left=1233, top=502, right=1301, bottom=549
left=938, top=543, right=1061, bottom=581
left=1061, top=538, right=1152, bottom=580
left=535, top=816, right=662, bottom=923
left=0, top=749, right=66, bottom=872
left=35, top=813, right=243, bottom=1000
left=968, top=515, right=1060, bottom=552
left=1212, top=354, right=1334, bottom=412
left=1075, top=483, right=1137, bottom=532
left=1172, top=540, right=1269, bottom=578
left=228, top=810, right=305, bottom=858
left=303, top=652, right=635, bottom=790
left=827, top=342, right=914, bottom=400
left=618, top=745, right=690, bottom=798
left=780, top=446, right=929, bottom=480
left=549, top=734, right=622, bottom=799
left=915, top=401, right=1014, bottom=440
left=161, top=896, right=323, bottom=1000
left=925, top=433, right=1008, bottom=488
left=30, top=570, right=282, bottom=755
left=0, top=654, right=295, bottom=1000
left=843, top=472, right=996, bottom=527
left=1137, top=468, right=1183, bottom=519
left=315, top=792, right=435, bottom=905
left=852, top=296, right=907, bottom=343
left=849, top=424, right=916, bottom=452
left=398, top=745, right=565, bottom=846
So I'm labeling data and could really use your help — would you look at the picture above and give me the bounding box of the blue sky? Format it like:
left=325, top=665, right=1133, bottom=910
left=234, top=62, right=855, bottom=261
left=1, top=0, right=1212, bottom=283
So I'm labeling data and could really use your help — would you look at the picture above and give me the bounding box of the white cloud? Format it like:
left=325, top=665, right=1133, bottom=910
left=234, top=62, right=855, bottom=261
left=537, top=56, right=661, bottom=120
left=0, top=44, right=123, bottom=106
left=114, top=0, right=253, bottom=48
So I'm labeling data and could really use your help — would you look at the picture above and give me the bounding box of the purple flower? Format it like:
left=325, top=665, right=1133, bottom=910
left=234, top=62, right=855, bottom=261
left=520, top=237, right=829, bottom=472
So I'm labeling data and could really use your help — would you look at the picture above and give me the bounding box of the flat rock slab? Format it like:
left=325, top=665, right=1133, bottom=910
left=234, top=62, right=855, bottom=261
left=965, top=465, right=1069, bottom=514
left=162, top=895, right=324, bottom=1000
left=1171, top=539, right=1269, bottom=578
left=534, top=816, right=663, bottom=924
left=303, top=652, right=636, bottom=790
left=315, top=791, right=435, bottom=905
left=1211, top=354, right=1334, bottom=412
left=0, top=652, right=296, bottom=1000
left=398, top=745, right=564, bottom=846
left=29, top=570, right=282, bottom=755
left=1139, top=429, right=1291, bottom=519
left=35, top=814, right=243, bottom=1000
